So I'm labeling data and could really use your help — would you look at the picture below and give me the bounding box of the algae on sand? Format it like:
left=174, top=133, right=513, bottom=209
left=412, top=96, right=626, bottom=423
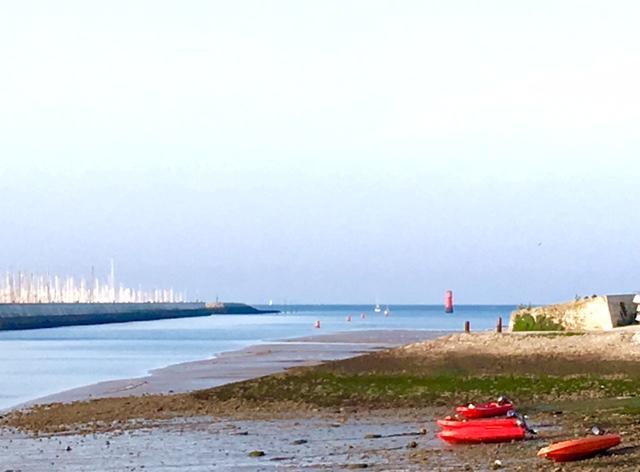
left=193, top=371, right=640, bottom=408
left=511, top=311, right=564, bottom=332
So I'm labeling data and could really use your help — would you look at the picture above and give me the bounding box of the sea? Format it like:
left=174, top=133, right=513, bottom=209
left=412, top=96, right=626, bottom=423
left=0, top=304, right=515, bottom=410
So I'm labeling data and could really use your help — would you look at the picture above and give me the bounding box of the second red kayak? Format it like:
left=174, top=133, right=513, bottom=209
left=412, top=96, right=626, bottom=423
left=437, top=417, right=520, bottom=429
left=537, top=434, right=621, bottom=462
left=438, top=426, right=526, bottom=444
left=456, top=401, right=514, bottom=419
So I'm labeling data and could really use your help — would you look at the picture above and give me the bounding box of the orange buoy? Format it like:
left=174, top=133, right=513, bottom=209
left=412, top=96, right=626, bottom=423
left=314, top=320, right=321, bottom=328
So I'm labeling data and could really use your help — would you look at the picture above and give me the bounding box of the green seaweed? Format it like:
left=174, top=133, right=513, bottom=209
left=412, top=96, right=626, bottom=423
left=526, top=332, right=582, bottom=337
left=192, top=372, right=640, bottom=407
left=511, top=312, right=564, bottom=331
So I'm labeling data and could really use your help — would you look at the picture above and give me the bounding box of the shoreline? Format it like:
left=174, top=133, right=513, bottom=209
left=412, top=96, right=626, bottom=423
left=13, top=329, right=448, bottom=411
left=6, top=330, right=640, bottom=469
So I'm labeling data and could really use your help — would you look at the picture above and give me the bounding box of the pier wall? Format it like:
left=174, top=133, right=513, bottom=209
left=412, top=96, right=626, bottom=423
left=605, top=294, right=639, bottom=327
left=0, top=302, right=206, bottom=318
left=0, top=302, right=209, bottom=331
left=510, top=294, right=639, bottom=331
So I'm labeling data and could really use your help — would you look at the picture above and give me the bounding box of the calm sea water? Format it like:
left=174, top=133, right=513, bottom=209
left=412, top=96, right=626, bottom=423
left=0, top=304, right=514, bottom=410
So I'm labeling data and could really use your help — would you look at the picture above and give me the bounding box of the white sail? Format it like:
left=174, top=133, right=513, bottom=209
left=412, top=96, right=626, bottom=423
left=0, top=264, right=186, bottom=304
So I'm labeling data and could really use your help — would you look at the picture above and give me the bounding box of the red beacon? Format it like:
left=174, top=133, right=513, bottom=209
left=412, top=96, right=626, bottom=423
left=445, top=290, right=454, bottom=314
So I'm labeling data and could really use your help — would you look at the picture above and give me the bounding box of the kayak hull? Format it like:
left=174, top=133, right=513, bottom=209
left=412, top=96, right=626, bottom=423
left=538, top=434, right=621, bottom=462
left=438, top=426, right=526, bottom=444
left=456, top=402, right=514, bottom=419
left=437, top=418, right=520, bottom=429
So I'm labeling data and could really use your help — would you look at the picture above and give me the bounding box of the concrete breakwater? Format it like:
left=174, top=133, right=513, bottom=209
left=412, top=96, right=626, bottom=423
left=510, top=294, right=639, bottom=331
left=0, top=302, right=278, bottom=331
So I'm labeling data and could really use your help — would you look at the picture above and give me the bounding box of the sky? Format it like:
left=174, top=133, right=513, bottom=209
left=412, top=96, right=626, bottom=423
left=0, top=1, right=639, bottom=304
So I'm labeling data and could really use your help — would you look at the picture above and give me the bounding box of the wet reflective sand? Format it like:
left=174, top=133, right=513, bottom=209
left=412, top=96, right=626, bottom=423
left=1, top=414, right=443, bottom=471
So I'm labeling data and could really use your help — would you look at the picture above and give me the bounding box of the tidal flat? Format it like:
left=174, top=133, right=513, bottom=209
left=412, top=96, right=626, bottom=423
left=4, top=330, right=640, bottom=470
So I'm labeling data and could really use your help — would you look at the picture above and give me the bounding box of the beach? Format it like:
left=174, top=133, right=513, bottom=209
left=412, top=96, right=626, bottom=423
left=0, top=305, right=510, bottom=410
left=18, top=329, right=445, bottom=407
left=4, top=0, right=636, bottom=468
left=4, top=328, right=640, bottom=470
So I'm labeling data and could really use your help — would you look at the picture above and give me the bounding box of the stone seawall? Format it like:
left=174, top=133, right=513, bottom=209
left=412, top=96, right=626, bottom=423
left=0, top=302, right=278, bottom=331
left=0, top=302, right=206, bottom=318
left=0, top=302, right=210, bottom=331
left=510, top=294, right=639, bottom=331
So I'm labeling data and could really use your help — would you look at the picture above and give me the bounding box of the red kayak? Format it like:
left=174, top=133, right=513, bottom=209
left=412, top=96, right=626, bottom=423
left=456, top=401, right=514, bottom=419
left=537, top=434, right=621, bottom=462
left=438, top=426, right=526, bottom=444
left=437, top=417, right=520, bottom=429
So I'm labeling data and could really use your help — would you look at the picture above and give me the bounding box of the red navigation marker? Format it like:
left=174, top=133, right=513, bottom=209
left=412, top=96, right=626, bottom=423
left=445, top=290, right=454, bottom=313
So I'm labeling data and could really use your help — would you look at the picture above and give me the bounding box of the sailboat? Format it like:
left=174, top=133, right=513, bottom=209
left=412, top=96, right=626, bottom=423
left=383, top=306, right=391, bottom=316
left=374, top=303, right=382, bottom=313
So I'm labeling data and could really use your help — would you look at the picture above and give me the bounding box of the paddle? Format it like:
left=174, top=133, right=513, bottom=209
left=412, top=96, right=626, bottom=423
left=507, top=410, right=537, bottom=435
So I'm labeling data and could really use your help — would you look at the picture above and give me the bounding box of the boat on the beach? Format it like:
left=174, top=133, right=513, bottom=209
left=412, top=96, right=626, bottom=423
left=456, top=400, right=514, bottom=419
left=437, top=417, right=520, bottom=429
left=537, top=434, right=621, bottom=462
left=438, top=425, right=526, bottom=444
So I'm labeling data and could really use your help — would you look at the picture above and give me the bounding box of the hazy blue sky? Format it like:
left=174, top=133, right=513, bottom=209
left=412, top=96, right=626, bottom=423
left=1, top=1, right=639, bottom=304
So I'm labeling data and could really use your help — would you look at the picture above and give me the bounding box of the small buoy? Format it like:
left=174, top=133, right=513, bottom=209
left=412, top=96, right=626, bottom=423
left=346, top=315, right=352, bottom=322
left=314, top=320, right=321, bottom=328
left=361, top=313, right=366, bottom=320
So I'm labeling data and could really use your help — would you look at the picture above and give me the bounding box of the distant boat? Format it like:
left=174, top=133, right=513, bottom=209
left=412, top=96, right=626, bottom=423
left=384, top=306, right=391, bottom=316
left=374, top=303, right=382, bottom=313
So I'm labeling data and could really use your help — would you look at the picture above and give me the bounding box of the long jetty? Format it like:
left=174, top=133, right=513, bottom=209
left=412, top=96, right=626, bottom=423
left=0, top=302, right=279, bottom=331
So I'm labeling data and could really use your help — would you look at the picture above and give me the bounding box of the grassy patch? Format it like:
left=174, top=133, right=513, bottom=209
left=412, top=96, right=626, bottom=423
left=8, top=371, right=640, bottom=435
left=532, top=396, right=640, bottom=420
left=526, top=332, right=583, bottom=337
left=192, top=372, right=640, bottom=407
left=512, top=312, right=564, bottom=331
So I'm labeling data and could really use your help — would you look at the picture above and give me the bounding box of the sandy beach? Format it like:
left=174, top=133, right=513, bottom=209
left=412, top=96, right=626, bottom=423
left=5, top=329, right=640, bottom=470
left=17, top=329, right=447, bottom=408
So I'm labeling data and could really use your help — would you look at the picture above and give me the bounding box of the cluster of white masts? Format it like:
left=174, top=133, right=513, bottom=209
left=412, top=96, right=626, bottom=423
left=0, top=264, right=185, bottom=304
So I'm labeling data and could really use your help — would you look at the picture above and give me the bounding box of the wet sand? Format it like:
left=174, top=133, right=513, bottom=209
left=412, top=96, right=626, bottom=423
left=3, top=408, right=635, bottom=471
left=6, top=330, right=640, bottom=470
left=20, top=329, right=447, bottom=408
left=0, top=413, right=443, bottom=471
